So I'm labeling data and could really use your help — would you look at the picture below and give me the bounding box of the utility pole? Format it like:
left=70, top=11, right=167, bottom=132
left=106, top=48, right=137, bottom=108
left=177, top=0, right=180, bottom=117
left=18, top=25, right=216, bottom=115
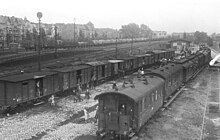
left=73, top=18, right=76, bottom=46
left=37, top=12, right=43, bottom=71
left=115, top=37, right=118, bottom=58
left=54, top=25, right=58, bottom=58
left=130, top=35, right=133, bottom=55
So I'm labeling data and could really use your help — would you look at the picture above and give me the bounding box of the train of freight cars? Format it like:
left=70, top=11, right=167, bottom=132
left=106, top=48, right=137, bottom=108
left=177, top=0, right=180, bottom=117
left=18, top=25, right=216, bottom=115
left=0, top=50, right=175, bottom=112
left=94, top=48, right=211, bottom=139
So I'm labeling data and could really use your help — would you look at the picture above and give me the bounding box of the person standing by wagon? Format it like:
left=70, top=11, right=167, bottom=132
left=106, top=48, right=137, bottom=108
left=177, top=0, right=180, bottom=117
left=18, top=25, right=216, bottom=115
left=90, top=74, right=96, bottom=89
left=48, top=95, right=55, bottom=106
left=83, top=106, right=90, bottom=123
left=85, top=88, right=91, bottom=99
left=94, top=106, right=99, bottom=123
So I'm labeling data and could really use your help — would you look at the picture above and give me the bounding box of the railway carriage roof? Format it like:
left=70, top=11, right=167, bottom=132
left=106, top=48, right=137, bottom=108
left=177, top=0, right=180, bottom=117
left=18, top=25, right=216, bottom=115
left=182, top=61, right=194, bottom=68
left=94, top=75, right=164, bottom=102
left=54, top=64, right=91, bottom=72
left=117, top=56, right=136, bottom=60
left=134, top=54, right=151, bottom=58
left=108, top=60, right=124, bottom=63
left=172, top=58, right=189, bottom=64
left=0, top=71, right=56, bottom=82
left=145, top=63, right=182, bottom=79
left=86, top=61, right=109, bottom=66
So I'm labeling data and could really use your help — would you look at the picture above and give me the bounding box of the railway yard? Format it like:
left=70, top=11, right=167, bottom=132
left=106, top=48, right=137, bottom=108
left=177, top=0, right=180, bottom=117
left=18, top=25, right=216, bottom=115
left=0, top=41, right=219, bottom=140
left=0, top=66, right=220, bottom=140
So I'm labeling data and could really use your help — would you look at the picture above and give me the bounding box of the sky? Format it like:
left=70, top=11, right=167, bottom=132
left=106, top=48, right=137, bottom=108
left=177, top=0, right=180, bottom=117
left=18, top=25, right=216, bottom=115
left=1, top=0, right=220, bottom=34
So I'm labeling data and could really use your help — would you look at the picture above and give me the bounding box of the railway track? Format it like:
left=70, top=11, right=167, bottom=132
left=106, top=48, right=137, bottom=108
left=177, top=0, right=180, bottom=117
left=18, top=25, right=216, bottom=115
left=200, top=68, right=220, bottom=139
left=0, top=41, right=163, bottom=77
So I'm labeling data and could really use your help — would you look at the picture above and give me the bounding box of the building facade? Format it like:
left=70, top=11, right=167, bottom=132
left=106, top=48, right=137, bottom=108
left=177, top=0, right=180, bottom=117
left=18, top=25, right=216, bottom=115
left=152, top=31, right=167, bottom=39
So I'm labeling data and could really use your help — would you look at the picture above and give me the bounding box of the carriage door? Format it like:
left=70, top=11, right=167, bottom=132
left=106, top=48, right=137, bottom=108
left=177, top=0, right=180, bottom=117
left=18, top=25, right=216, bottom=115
left=22, top=82, right=28, bottom=101
left=101, top=65, right=105, bottom=78
left=36, top=78, right=43, bottom=97
left=118, top=101, right=130, bottom=134
left=105, top=95, right=118, bottom=131
left=76, top=70, right=82, bottom=84
left=110, top=63, right=115, bottom=76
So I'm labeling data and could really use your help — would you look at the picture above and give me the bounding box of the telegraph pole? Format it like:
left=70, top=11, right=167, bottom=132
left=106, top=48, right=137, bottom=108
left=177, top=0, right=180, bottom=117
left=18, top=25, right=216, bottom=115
left=130, top=35, right=133, bottom=55
left=115, top=37, right=118, bottom=58
left=73, top=18, right=76, bottom=46
left=37, top=12, right=43, bottom=71
left=54, top=25, right=58, bottom=58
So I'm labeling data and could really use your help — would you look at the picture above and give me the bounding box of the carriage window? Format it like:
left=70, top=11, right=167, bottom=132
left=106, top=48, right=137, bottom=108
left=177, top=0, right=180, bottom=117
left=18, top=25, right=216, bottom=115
left=168, top=78, right=171, bottom=86
left=144, top=97, right=147, bottom=108
left=119, top=103, right=127, bottom=115
left=139, top=101, right=142, bottom=112
left=102, top=65, right=105, bottom=77
left=151, top=92, right=154, bottom=102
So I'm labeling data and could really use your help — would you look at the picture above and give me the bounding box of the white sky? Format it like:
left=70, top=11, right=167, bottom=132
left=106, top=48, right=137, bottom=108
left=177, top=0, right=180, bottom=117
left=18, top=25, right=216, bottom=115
left=1, top=0, right=220, bottom=34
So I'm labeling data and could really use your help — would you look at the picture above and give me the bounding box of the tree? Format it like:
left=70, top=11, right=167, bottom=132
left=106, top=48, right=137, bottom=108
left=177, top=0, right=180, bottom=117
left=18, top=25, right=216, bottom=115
left=94, top=31, right=98, bottom=39
left=194, top=31, right=213, bottom=46
left=140, top=24, right=153, bottom=38
left=207, top=36, right=213, bottom=46
left=78, top=29, right=85, bottom=41
left=120, top=23, right=140, bottom=38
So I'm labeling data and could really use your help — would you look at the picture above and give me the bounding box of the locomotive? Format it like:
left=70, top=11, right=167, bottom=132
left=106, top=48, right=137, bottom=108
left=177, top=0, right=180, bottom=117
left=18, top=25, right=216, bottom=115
left=94, top=48, right=211, bottom=139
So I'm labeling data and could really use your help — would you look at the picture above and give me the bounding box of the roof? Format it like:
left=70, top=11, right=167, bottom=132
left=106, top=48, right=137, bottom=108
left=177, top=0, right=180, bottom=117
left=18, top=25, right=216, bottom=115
left=171, top=58, right=189, bottom=64
left=117, top=56, right=136, bottom=60
left=54, top=64, right=90, bottom=72
left=94, top=75, right=164, bottom=102
left=0, top=71, right=56, bottom=82
left=86, top=61, right=108, bottom=66
left=145, top=63, right=182, bottom=79
left=183, top=61, right=194, bottom=68
left=134, top=54, right=151, bottom=58
left=108, top=60, right=124, bottom=63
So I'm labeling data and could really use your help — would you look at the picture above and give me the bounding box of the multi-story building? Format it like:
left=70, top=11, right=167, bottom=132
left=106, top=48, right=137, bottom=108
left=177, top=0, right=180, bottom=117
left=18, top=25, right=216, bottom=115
left=0, top=15, right=32, bottom=49
left=172, top=32, right=194, bottom=39
left=152, top=31, right=167, bottom=39
left=54, top=22, right=95, bottom=42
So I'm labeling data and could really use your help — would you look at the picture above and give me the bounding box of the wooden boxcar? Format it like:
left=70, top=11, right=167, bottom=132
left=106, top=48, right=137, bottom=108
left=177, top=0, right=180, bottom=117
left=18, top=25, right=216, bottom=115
left=53, top=64, right=91, bottom=91
left=0, top=71, right=57, bottom=110
left=117, top=56, right=138, bottom=72
left=108, top=60, right=124, bottom=76
left=86, top=61, right=111, bottom=82
left=134, top=54, right=151, bottom=68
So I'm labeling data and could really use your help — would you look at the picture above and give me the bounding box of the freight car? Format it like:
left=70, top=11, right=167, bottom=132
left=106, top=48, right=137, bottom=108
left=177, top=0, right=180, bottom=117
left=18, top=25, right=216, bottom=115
left=0, top=72, right=58, bottom=111
left=0, top=49, right=177, bottom=112
left=94, top=48, right=211, bottom=139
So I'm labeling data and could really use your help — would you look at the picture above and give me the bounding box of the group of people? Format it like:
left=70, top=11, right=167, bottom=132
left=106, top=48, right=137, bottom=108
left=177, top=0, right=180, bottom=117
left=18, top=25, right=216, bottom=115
left=73, top=83, right=91, bottom=103
left=48, top=83, right=92, bottom=106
